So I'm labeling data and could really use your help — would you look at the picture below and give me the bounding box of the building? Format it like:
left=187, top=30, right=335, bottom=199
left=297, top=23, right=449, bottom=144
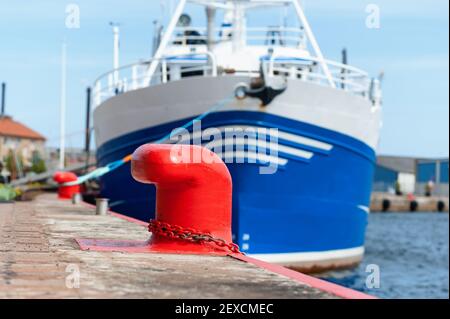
left=372, top=155, right=416, bottom=194
left=416, top=158, right=449, bottom=196
left=373, top=155, right=449, bottom=196
left=0, top=115, right=46, bottom=181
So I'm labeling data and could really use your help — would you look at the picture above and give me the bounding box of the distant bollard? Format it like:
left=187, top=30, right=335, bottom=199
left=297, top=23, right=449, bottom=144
left=72, top=193, right=82, bottom=205
left=409, top=200, right=418, bottom=212
left=437, top=201, right=445, bottom=212
left=53, top=171, right=80, bottom=199
left=96, top=198, right=109, bottom=215
left=381, top=199, right=390, bottom=212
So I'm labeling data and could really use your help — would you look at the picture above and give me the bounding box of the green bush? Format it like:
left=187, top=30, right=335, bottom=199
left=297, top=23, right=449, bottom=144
left=31, top=159, right=47, bottom=174
left=0, top=184, right=19, bottom=201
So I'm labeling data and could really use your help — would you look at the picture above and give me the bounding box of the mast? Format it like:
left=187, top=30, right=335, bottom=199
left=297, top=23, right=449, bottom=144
left=232, top=2, right=245, bottom=52
left=291, top=0, right=335, bottom=87
left=59, top=41, right=67, bottom=170
left=110, top=22, right=120, bottom=87
left=144, top=0, right=187, bottom=86
left=206, top=6, right=216, bottom=51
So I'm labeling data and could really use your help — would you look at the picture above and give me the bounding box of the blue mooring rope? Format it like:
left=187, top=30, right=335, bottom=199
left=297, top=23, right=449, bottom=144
left=63, top=96, right=233, bottom=186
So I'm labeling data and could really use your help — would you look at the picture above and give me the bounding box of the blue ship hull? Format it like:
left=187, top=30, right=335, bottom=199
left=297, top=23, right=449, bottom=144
left=97, top=111, right=375, bottom=259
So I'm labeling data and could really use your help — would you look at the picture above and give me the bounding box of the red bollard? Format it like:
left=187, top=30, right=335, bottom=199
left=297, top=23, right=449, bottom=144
left=132, top=144, right=233, bottom=254
left=53, top=171, right=80, bottom=199
left=76, top=144, right=237, bottom=256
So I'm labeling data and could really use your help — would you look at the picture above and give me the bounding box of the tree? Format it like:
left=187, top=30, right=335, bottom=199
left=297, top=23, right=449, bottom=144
left=30, top=151, right=47, bottom=174
left=31, top=159, right=47, bottom=174
left=4, top=149, right=22, bottom=180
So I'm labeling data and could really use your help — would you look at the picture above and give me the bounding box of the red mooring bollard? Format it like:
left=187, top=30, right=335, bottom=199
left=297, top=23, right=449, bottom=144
left=132, top=144, right=233, bottom=254
left=53, top=171, right=80, bottom=199
left=76, top=144, right=236, bottom=256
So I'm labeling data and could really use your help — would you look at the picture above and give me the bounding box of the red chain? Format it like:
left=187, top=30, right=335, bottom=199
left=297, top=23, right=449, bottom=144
left=148, top=219, right=243, bottom=254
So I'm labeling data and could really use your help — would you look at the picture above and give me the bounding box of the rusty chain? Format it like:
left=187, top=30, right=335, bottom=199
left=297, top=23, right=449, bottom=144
left=148, top=219, right=243, bottom=255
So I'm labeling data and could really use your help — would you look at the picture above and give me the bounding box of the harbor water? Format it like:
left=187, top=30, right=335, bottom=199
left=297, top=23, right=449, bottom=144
left=321, top=212, right=449, bottom=299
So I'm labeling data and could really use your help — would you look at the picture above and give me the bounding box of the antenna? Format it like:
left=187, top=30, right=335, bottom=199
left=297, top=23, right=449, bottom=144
left=152, top=20, right=162, bottom=56
left=378, top=70, right=385, bottom=83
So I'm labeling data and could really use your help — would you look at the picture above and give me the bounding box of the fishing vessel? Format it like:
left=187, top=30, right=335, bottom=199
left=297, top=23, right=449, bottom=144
left=92, top=0, right=382, bottom=271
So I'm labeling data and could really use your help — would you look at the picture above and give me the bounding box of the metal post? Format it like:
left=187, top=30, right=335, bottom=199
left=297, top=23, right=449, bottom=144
left=1, top=82, right=5, bottom=116
left=72, top=193, right=82, bottom=204
left=84, top=87, right=91, bottom=173
left=341, top=48, right=347, bottom=90
left=436, top=160, right=441, bottom=196
left=96, top=198, right=109, bottom=215
left=162, top=60, right=168, bottom=83
left=84, top=87, right=91, bottom=153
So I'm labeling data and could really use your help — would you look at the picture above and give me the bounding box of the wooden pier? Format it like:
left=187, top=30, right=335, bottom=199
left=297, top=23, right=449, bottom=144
left=0, top=193, right=372, bottom=299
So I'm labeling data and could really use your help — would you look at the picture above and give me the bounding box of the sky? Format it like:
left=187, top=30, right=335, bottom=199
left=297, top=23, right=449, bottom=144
left=0, top=0, right=448, bottom=158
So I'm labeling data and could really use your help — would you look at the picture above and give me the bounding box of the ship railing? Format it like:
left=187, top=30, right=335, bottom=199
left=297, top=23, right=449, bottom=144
left=93, top=52, right=217, bottom=107
left=172, top=26, right=306, bottom=48
left=267, top=55, right=372, bottom=97
left=93, top=53, right=378, bottom=107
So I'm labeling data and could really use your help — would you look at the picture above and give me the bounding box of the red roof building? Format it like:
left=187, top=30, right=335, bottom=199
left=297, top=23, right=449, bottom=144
left=0, top=116, right=46, bottom=141
left=0, top=116, right=47, bottom=180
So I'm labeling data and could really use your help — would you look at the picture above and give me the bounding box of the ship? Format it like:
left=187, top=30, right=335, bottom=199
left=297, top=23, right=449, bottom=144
left=92, top=0, right=382, bottom=272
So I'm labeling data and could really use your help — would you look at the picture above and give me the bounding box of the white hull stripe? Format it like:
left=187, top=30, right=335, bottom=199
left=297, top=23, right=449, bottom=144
left=163, top=125, right=331, bottom=165
left=358, top=205, right=370, bottom=214
left=203, top=137, right=313, bottom=160
left=148, top=136, right=290, bottom=165
left=147, top=125, right=332, bottom=165
left=215, top=125, right=333, bottom=151
left=175, top=125, right=333, bottom=152
left=220, top=150, right=288, bottom=166
left=249, top=246, right=365, bottom=264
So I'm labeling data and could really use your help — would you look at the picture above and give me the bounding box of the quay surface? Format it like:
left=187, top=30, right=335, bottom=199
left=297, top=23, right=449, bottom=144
left=0, top=193, right=372, bottom=299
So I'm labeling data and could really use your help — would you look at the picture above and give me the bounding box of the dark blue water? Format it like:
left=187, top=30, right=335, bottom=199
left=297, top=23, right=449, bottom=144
left=321, top=213, right=449, bottom=299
